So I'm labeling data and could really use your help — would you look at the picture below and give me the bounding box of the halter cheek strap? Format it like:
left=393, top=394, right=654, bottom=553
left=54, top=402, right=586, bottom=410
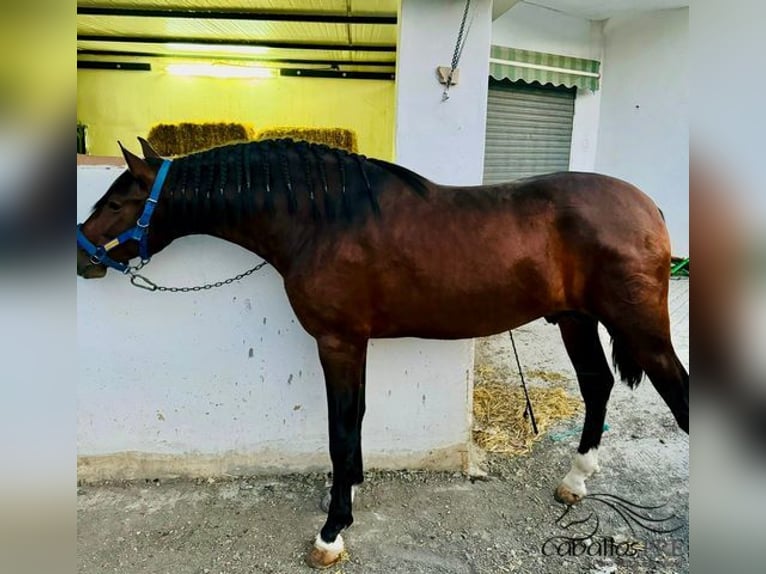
left=77, top=159, right=172, bottom=273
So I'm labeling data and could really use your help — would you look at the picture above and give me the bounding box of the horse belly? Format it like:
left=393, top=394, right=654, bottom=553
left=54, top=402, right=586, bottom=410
left=370, top=260, right=563, bottom=339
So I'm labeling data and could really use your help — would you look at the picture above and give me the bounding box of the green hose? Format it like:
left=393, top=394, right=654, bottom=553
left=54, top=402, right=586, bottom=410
left=670, top=258, right=689, bottom=277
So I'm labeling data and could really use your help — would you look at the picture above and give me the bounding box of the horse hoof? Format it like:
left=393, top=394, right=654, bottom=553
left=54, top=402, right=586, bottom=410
left=555, top=483, right=584, bottom=505
left=306, top=534, right=344, bottom=569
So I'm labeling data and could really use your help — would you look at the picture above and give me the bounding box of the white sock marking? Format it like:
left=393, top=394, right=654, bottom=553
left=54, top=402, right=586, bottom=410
left=561, top=448, right=600, bottom=496
left=314, top=532, right=344, bottom=554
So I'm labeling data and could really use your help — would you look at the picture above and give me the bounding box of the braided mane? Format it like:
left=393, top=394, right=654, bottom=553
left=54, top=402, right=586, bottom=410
left=159, top=139, right=429, bottom=231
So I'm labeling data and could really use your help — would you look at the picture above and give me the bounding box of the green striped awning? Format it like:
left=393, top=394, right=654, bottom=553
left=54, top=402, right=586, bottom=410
left=489, top=45, right=600, bottom=92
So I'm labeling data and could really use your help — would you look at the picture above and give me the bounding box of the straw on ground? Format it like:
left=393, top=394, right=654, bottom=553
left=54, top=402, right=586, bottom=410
left=473, top=365, right=580, bottom=455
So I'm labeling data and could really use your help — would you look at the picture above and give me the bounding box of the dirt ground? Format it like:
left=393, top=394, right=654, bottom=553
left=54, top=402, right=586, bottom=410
left=78, top=279, right=689, bottom=574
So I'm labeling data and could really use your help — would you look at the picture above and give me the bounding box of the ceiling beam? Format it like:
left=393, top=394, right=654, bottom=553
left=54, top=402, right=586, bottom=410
left=492, top=0, right=521, bottom=20
left=77, top=49, right=395, bottom=67
left=280, top=69, right=394, bottom=80
left=78, top=61, right=151, bottom=71
left=78, top=7, right=397, bottom=25
left=77, top=35, right=397, bottom=53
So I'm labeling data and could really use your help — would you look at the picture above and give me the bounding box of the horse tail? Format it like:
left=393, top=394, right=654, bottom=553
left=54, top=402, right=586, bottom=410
left=611, top=335, right=644, bottom=389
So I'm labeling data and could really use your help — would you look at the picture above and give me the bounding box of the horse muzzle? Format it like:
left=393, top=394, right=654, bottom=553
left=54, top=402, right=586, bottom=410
left=77, top=249, right=108, bottom=279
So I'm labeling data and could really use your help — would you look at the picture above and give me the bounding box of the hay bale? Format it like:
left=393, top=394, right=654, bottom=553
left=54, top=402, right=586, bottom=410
left=256, top=127, right=358, bottom=153
left=473, top=365, right=580, bottom=455
left=147, top=122, right=254, bottom=156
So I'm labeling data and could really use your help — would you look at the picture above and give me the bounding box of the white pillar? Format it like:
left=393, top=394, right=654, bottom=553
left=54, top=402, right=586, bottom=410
left=395, top=0, right=493, bottom=185
left=384, top=0, right=493, bottom=470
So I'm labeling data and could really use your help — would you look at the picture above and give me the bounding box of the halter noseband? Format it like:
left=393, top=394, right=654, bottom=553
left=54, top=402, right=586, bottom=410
left=77, top=159, right=172, bottom=273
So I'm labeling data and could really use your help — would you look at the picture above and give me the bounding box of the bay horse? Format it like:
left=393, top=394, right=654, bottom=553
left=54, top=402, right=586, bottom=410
left=76, top=138, right=689, bottom=569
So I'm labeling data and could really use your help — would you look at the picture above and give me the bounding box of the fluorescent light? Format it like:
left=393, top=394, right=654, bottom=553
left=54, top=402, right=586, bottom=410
left=166, top=43, right=270, bottom=56
left=166, top=63, right=276, bottom=78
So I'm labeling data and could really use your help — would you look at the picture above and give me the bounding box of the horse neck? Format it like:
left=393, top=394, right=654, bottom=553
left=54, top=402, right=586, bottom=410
left=210, top=213, right=310, bottom=275
left=154, top=141, right=393, bottom=274
left=156, top=186, right=314, bottom=276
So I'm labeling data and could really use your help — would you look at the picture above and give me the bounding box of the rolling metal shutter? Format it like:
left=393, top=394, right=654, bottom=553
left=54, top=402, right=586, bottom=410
left=483, top=80, right=575, bottom=184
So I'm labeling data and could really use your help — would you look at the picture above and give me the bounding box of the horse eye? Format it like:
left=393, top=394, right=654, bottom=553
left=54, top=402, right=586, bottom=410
left=107, top=201, right=121, bottom=211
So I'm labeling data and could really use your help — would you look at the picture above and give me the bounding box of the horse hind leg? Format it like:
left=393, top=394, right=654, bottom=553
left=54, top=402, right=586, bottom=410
left=597, top=249, right=688, bottom=433
left=611, top=322, right=689, bottom=434
left=555, top=314, right=615, bottom=505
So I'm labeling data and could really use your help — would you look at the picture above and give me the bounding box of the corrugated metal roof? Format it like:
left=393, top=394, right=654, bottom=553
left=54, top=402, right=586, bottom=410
left=77, top=16, right=396, bottom=45
left=77, top=0, right=398, bottom=76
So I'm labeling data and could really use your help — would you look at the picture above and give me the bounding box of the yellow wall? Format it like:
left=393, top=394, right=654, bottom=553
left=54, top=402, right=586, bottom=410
left=77, top=69, right=395, bottom=160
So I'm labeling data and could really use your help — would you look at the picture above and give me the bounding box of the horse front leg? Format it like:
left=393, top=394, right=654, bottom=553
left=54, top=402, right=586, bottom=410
left=352, top=365, right=366, bottom=484
left=320, top=348, right=366, bottom=513
left=307, top=335, right=367, bottom=569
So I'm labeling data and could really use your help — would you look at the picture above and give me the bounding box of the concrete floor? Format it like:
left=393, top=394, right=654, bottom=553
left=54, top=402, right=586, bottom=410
left=78, top=279, right=689, bottom=574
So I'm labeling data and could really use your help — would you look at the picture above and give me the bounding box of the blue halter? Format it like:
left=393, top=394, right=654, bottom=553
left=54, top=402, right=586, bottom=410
left=77, top=159, right=172, bottom=273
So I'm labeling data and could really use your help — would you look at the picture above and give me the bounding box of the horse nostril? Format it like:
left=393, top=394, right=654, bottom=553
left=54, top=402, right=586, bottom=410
left=77, top=250, right=107, bottom=278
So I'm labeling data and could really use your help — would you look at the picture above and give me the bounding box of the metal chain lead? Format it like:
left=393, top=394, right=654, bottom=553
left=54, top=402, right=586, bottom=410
left=443, top=0, right=472, bottom=102
left=127, top=261, right=268, bottom=292
left=451, top=0, right=471, bottom=70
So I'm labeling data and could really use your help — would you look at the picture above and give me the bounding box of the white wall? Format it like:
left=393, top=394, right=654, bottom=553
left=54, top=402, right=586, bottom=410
left=492, top=2, right=599, bottom=59
left=77, top=166, right=474, bottom=479
left=491, top=5, right=688, bottom=254
left=595, top=8, right=689, bottom=255
left=492, top=2, right=603, bottom=171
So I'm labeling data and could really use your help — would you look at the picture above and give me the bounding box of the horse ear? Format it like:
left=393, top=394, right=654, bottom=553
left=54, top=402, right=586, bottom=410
left=137, top=137, right=162, bottom=160
left=119, top=141, right=154, bottom=188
